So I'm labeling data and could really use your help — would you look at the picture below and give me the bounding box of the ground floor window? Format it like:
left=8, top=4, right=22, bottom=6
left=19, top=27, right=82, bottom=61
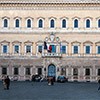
left=38, top=68, right=42, bottom=75
left=85, top=68, right=90, bottom=75
left=14, top=67, right=19, bottom=75
left=98, top=69, right=100, bottom=76
left=73, top=68, right=78, bottom=75
left=25, top=68, right=30, bottom=75
left=2, top=67, right=7, bottom=75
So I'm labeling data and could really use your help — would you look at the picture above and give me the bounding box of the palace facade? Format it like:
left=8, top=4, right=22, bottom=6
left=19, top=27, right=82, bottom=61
left=0, top=0, right=100, bottom=81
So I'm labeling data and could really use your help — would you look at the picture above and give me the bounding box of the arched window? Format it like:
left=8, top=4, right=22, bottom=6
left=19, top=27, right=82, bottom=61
left=4, top=19, right=8, bottom=28
left=74, top=19, right=78, bottom=28
left=62, top=19, right=66, bottom=28
left=86, top=19, right=90, bottom=28
left=38, top=19, right=43, bottom=28
left=98, top=19, right=100, bottom=28
left=50, top=19, right=55, bottom=28
left=15, top=19, right=20, bottom=28
left=27, top=19, right=31, bottom=28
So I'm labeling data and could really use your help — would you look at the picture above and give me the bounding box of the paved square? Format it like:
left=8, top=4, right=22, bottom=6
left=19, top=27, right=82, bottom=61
left=0, top=81, right=100, bottom=100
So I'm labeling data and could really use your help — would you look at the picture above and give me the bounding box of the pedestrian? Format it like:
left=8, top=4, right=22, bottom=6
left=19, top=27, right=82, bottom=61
left=98, top=78, right=100, bottom=90
left=5, top=76, right=10, bottom=90
left=2, top=76, right=7, bottom=90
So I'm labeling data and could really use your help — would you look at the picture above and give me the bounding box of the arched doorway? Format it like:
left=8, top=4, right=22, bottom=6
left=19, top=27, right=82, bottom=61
left=48, top=64, right=56, bottom=80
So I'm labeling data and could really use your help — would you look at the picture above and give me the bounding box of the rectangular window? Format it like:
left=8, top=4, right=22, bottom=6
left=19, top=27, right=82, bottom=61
left=38, top=68, right=42, bottom=75
left=97, top=46, right=100, bottom=54
left=51, top=45, right=56, bottom=53
left=26, top=68, right=30, bottom=75
left=60, top=46, right=66, bottom=54
left=98, top=69, right=100, bottom=76
left=38, top=46, right=42, bottom=53
left=26, top=45, right=31, bottom=53
left=74, top=46, right=78, bottom=54
left=3, top=45, right=7, bottom=53
left=14, top=45, right=19, bottom=53
left=73, top=68, right=78, bottom=76
left=14, top=68, right=19, bottom=75
left=85, top=68, right=90, bottom=75
left=2, top=68, right=7, bottom=75
left=85, top=46, right=90, bottom=54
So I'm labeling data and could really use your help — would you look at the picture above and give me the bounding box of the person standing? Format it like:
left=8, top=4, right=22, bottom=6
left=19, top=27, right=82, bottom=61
left=5, top=76, right=10, bottom=90
left=2, top=76, right=6, bottom=90
left=98, top=78, right=100, bottom=90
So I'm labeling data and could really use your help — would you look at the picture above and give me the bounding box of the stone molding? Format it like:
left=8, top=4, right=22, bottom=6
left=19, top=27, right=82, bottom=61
left=0, top=3, right=100, bottom=10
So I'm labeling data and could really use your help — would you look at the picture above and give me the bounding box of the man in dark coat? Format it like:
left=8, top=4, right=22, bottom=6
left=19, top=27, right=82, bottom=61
left=5, top=76, right=10, bottom=90
left=98, top=79, right=100, bottom=90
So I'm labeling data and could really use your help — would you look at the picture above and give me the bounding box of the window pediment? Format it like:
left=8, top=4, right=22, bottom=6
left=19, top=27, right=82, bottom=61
left=49, top=17, right=57, bottom=20
left=71, top=41, right=81, bottom=45
left=14, top=16, right=22, bottom=20
left=60, top=17, right=68, bottom=20
left=36, top=40, right=43, bottom=45
left=1, top=40, right=10, bottom=44
left=84, top=16, right=93, bottom=20
left=61, top=40, right=69, bottom=44
left=2, top=16, right=10, bottom=19
left=12, top=40, right=21, bottom=44
left=72, top=16, right=81, bottom=20
left=25, top=17, right=33, bottom=20
left=95, top=41, right=100, bottom=45
left=83, top=41, right=93, bottom=45
left=24, top=40, right=33, bottom=45
left=37, top=17, right=45, bottom=20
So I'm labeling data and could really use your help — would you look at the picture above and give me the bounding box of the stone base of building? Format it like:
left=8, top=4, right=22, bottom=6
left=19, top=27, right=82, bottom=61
left=0, top=56, right=100, bottom=82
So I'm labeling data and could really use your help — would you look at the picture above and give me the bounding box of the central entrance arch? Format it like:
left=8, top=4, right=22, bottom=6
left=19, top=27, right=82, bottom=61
left=48, top=64, right=56, bottom=78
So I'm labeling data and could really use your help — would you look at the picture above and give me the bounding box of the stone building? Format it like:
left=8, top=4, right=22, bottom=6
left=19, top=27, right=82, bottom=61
left=0, top=0, right=100, bottom=82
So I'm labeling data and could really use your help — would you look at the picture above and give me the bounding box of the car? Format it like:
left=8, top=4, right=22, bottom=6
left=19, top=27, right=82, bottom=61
left=57, top=75, right=68, bottom=83
left=31, top=75, right=42, bottom=82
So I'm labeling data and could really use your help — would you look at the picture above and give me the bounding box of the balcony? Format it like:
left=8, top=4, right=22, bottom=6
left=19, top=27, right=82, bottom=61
left=42, top=53, right=62, bottom=57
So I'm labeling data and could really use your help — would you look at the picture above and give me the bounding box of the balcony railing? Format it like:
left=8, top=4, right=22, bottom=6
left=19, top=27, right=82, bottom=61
left=42, top=53, right=62, bottom=57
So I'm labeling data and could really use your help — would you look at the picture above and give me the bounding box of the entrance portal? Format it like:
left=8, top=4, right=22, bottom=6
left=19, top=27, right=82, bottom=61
left=48, top=64, right=56, bottom=77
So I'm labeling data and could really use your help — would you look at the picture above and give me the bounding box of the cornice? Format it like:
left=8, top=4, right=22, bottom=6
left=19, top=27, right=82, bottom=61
left=0, top=3, right=100, bottom=10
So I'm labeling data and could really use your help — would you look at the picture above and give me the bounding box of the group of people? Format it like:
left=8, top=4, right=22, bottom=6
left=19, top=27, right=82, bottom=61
left=2, top=76, right=10, bottom=90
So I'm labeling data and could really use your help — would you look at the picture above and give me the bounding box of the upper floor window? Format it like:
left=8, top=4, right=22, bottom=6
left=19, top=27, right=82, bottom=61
left=60, top=45, right=66, bottom=54
left=85, top=46, right=90, bottom=54
left=97, top=46, right=100, bottom=54
left=86, top=19, right=90, bottom=28
left=14, top=45, right=19, bottom=54
left=73, top=46, right=78, bottom=54
left=51, top=45, right=56, bottom=53
left=74, top=19, right=78, bottom=28
left=62, top=19, right=66, bottom=28
left=50, top=19, right=55, bottom=28
left=3, top=19, right=8, bottom=28
left=26, top=19, right=32, bottom=28
left=3, top=45, right=8, bottom=53
left=98, top=19, right=100, bottom=28
left=38, top=45, right=42, bottom=53
left=15, top=19, right=20, bottom=28
left=25, top=45, right=32, bottom=53
left=38, top=19, right=43, bottom=28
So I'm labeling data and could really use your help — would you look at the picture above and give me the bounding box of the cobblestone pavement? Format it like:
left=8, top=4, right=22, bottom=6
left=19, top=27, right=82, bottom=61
left=0, top=81, right=100, bottom=100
